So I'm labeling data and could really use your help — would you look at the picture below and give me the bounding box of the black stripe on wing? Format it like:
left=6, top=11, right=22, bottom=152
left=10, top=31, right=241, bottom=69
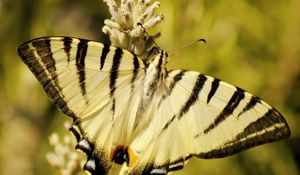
left=131, top=54, right=140, bottom=92
left=234, top=109, right=290, bottom=142
left=168, top=70, right=187, bottom=94
left=204, top=87, right=245, bottom=134
left=75, top=39, right=88, bottom=102
left=167, top=156, right=191, bottom=172
left=63, top=37, right=73, bottom=63
left=162, top=115, right=176, bottom=131
left=207, top=78, right=220, bottom=103
left=32, top=38, right=56, bottom=73
left=178, top=74, right=207, bottom=118
left=139, top=155, right=192, bottom=175
left=195, top=108, right=290, bottom=159
left=158, top=70, right=187, bottom=108
left=100, top=43, right=110, bottom=70
left=17, top=37, right=77, bottom=119
left=238, top=95, right=260, bottom=117
left=109, top=48, right=123, bottom=97
left=161, top=73, right=207, bottom=133
left=109, top=48, right=123, bottom=114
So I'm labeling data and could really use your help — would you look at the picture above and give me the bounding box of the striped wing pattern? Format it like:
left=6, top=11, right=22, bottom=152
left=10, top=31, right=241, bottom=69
left=18, top=36, right=290, bottom=175
left=161, top=70, right=289, bottom=159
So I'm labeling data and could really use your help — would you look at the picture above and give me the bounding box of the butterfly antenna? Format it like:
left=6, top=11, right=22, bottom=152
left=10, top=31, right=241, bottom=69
left=166, top=38, right=206, bottom=54
left=138, top=23, right=161, bottom=50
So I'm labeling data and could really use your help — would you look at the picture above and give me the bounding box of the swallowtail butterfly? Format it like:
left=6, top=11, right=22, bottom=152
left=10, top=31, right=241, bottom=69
left=18, top=36, right=290, bottom=175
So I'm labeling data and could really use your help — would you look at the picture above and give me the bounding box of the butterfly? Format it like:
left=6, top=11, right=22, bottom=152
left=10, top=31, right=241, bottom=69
left=18, top=36, right=290, bottom=175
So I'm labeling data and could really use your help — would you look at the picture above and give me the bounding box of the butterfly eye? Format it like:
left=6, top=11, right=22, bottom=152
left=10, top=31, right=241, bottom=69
left=146, top=46, right=161, bottom=62
left=150, top=46, right=160, bottom=56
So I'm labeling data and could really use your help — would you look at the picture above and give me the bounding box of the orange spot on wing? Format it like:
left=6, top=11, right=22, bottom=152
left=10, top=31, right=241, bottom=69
left=109, top=145, right=139, bottom=167
left=127, top=147, right=138, bottom=167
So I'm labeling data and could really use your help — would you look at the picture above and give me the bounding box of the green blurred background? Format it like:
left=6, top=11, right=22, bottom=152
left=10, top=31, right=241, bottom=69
left=0, top=0, right=299, bottom=174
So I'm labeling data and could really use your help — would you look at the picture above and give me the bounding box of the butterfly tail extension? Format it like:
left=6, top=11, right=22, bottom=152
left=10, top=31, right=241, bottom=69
left=69, top=124, right=111, bottom=175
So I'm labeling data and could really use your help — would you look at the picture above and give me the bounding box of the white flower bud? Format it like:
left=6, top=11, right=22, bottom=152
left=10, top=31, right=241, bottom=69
left=102, top=0, right=164, bottom=58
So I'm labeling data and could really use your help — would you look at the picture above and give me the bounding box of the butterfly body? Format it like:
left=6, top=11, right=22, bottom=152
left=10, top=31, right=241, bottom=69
left=18, top=36, right=290, bottom=175
left=140, top=50, right=167, bottom=115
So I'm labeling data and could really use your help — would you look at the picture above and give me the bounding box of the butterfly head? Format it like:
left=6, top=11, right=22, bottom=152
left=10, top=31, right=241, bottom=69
left=147, top=46, right=169, bottom=65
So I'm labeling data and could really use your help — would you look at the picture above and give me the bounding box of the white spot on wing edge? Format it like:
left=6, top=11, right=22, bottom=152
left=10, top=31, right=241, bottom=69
left=85, top=159, right=96, bottom=171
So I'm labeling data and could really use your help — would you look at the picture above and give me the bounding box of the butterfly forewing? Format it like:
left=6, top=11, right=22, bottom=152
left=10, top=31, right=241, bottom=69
left=18, top=36, right=147, bottom=174
left=161, top=70, right=290, bottom=161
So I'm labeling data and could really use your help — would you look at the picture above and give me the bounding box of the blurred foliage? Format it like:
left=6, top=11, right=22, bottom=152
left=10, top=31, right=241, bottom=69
left=0, top=0, right=299, bottom=175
